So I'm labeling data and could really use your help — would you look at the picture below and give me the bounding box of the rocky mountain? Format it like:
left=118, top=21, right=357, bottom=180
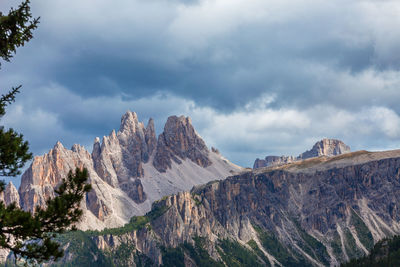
left=254, top=138, right=351, bottom=169
left=39, top=148, right=400, bottom=266
left=17, top=111, right=242, bottom=230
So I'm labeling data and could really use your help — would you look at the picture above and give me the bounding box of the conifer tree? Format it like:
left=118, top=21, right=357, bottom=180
left=0, top=1, right=91, bottom=265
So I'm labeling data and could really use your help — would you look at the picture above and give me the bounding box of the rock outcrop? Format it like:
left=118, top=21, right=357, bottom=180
left=253, top=155, right=296, bottom=169
left=299, top=138, right=351, bottom=159
left=18, top=111, right=242, bottom=230
left=253, top=138, right=351, bottom=169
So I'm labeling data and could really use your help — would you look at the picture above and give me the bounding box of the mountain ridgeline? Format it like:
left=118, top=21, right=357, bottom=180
left=40, top=149, right=400, bottom=266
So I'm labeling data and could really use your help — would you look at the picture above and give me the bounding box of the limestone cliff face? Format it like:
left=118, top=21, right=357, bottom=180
left=153, top=116, right=211, bottom=173
left=254, top=138, right=351, bottom=169
left=299, top=138, right=351, bottom=159
left=18, top=111, right=242, bottom=230
left=68, top=150, right=400, bottom=266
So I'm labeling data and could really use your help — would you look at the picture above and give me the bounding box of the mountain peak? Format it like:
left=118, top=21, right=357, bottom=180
left=254, top=138, right=351, bottom=169
left=299, top=138, right=350, bottom=159
left=53, top=141, right=64, bottom=150
left=153, top=115, right=211, bottom=172
left=164, top=115, right=191, bottom=129
left=17, top=110, right=241, bottom=231
left=119, top=111, right=140, bottom=134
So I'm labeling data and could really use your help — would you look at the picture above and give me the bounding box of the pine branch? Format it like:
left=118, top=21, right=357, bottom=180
left=0, top=0, right=40, bottom=67
left=0, top=127, right=32, bottom=177
left=0, top=168, right=91, bottom=265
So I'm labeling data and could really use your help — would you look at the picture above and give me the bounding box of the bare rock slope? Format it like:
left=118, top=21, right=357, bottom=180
left=254, top=138, right=351, bottom=169
left=18, top=112, right=242, bottom=230
left=54, top=149, right=400, bottom=266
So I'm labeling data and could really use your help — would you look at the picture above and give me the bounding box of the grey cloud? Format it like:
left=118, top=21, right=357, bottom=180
left=1, top=0, right=400, bottom=176
left=2, top=0, right=400, bottom=114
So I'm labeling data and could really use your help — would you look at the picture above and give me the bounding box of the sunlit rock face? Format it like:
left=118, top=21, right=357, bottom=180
left=299, top=138, right=351, bottom=159
left=19, top=142, right=91, bottom=213
left=18, top=111, right=242, bottom=230
left=153, top=115, right=212, bottom=173
left=254, top=138, right=351, bottom=169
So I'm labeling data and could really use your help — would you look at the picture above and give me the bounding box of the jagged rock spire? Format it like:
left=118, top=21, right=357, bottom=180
left=153, top=115, right=211, bottom=172
left=119, top=111, right=140, bottom=135
left=18, top=111, right=241, bottom=230
left=145, top=118, right=156, bottom=155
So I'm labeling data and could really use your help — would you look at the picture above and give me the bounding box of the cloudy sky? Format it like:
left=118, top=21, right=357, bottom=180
left=1, top=0, right=400, bottom=179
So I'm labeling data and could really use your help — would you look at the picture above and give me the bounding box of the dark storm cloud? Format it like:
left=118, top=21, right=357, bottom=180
left=18, top=0, right=398, bottom=112
left=3, top=0, right=400, bottom=112
left=1, top=0, right=400, bottom=171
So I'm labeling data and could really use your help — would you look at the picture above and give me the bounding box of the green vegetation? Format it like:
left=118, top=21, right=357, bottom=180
left=160, top=246, right=185, bottom=267
left=247, top=239, right=271, bottom=266
left=191, top=193, right=202, bottom=206
left=344, top=228, right=365, bottom=259
left=52, top=231, right=113, bottom=267
left=331, top=230, right=343, bottom=258
left=89, top=203, right=169, bottom=236
left=253, top=224, right=307, bottom=266
left=0, top=168, right=91, bottom=265
left=52, top=230, right=155, bottom=267
left=134, top=251, right=154, bottom=267
left=47, top=203, right=169, bottom=266
left=146, top=202, right=170, bottom=221
left=107, top=242, right=136, bottom=267
left=160, top=236, right=269, bottom=267
left=183, top=236, right=224, bottom=267
left=96, top=215, right=150, bottom=236
left=293, top=220, right=330, bottom=265
left=160, top=236, right=224, bottom=267
left=350, top=209, right=374, bottom=250
left=217, top=239, right=264, bottom=267
left=341, top=235, right=400, bottom=267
